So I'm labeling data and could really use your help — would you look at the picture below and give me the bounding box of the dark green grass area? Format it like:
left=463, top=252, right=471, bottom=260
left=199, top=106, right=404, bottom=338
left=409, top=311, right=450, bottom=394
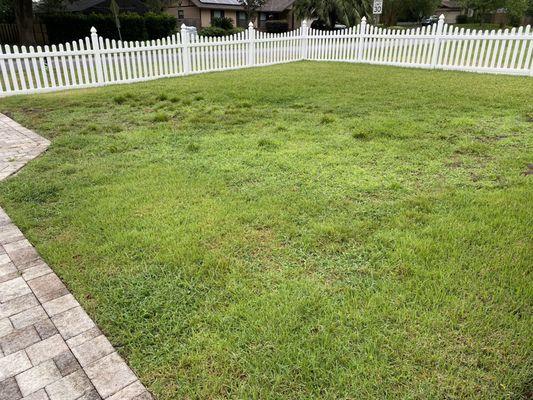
left=1, top=62, right=532, bottom=399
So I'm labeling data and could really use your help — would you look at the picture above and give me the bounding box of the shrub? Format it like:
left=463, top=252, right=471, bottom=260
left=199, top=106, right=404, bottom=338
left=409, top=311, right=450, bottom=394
left=456, top=14, right=469, bottom=24
left=265, top=20, right=288, bottom=33
left=211, top=17, right=234, bottom=30
left=39, top=12, right=177, bottom=44
left=144, top=12, right=177, bottom=39
left=199, top=26, right=243, bottom=37
left=199, top=26, right=229, bottom=37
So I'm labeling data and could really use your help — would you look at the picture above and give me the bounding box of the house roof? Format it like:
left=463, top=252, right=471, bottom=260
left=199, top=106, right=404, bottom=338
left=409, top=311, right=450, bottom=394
left=261, top=0, right=295, bottom=12
left=438, top=0, right=461, bottom=10
left=65, top=0, right=149, bottom=13
left=189, top=0, right=295, bottom=12
left=65, top=0, right=106, bottom=11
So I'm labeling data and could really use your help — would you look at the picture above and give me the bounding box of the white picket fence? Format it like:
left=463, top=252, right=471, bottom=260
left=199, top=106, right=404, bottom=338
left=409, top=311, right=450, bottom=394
left=0, top=15, right=532, bottom=97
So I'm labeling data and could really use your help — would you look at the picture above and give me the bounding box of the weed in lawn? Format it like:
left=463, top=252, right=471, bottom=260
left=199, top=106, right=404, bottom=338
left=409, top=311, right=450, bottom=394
left=352, top=130, right=369, bottom=139
left=113, top=95, right=127, bottom=104
left=107, top=124, right=123, bottom=133
left=152, top=112, right=170, bottom=122
left=258, top=138, right=278, bottom=149
left=186, top=143, right=200, bottom=153
left=320, top=115, right=336, bottom=124
left=112, top=93, right=134, bottom=105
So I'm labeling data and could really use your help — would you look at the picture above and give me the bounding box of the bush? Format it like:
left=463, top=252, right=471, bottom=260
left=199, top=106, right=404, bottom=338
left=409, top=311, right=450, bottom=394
left=144, top=12, right=177, bottom=39
left=265, top=20, right=288, bottom=33
left=199, top=26, right=229, bottom=37
left=39, top=12, right=177, bottom=44
left=211, top=17, right=234, bottom=30
left=456, top=14, right=469, bottom=24
left=199, top=26, right=244, bottom=37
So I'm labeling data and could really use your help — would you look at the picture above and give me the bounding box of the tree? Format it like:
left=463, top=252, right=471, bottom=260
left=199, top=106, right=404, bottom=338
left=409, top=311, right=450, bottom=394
left=0, top=0, right=14, bottom=22
left=14, top=0, right=35, bottom=45
left=506, top=0, right=528, bottom=24
left=110, top=0, right=122, bottom=40
left=458, top=0, right=529, bottom=24
left=404, top=0, right=440, bottom=21
left=238, top=0, right=266, bottom=23
left=381, top=0, right=403, bottom=25
left=35, top=0, right=66, bottom=13
left=457, top=0, right=505, bottom=21
left=293, top=0, right=370, bottom=29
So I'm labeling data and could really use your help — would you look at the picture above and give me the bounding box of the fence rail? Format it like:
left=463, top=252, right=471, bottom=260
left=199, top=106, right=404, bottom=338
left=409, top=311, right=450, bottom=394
left=0, top=15, right=531, bottom=97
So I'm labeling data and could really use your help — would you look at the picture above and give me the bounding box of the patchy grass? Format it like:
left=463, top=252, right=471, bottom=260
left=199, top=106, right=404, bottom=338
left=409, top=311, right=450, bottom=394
left=0, top=62, right=532, bottom=400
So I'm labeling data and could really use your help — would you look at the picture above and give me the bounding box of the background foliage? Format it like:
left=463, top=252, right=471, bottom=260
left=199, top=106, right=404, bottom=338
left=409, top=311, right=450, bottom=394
left=39, top=12, right=177, bottom=43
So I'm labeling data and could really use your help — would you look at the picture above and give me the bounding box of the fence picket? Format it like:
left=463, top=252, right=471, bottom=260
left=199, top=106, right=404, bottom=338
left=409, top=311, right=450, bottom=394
left=524, top=30, right=533, bottom=73
left=0, top=45, right=11, bottom=92
left=516, top=26, right=530, bottom=70
left=20, top=46, right=34, bottom=90
left=503, top=28, right=514, bottom=69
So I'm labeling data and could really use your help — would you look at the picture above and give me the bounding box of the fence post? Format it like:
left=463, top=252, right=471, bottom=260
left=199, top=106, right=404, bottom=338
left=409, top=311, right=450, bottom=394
left=300, top=19, right=309, bottom=60
left=248, top=22, right=255, bottom=66
left=180, top=24, right=191, bottom=74
left=90, top=27, right=104, bottom=84
left=431, top=14, right=445, bottom=69
left=357, top=17, right=367, bottom=62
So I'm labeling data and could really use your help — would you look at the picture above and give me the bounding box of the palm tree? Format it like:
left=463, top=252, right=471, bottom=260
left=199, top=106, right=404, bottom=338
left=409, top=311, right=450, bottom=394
left=294, top=0, right=372, bottom=29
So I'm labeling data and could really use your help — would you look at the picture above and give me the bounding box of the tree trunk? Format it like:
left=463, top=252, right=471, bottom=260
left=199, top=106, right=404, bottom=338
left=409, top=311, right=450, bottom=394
left=14, top=0, right=36, bottom=45
left=328, top=11, right=336, bottom=29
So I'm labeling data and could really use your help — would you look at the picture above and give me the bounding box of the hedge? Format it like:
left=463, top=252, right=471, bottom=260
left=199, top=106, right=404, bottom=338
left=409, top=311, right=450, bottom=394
left=199, top=26, right=244, bottom=37
left=39, top=12, right=177, bottom=44
left=265, top=20, right=288, bottom=33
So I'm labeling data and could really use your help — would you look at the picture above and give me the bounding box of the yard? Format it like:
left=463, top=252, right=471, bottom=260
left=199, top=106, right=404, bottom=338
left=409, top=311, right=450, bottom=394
left=0, top=62, right=531, bottom=399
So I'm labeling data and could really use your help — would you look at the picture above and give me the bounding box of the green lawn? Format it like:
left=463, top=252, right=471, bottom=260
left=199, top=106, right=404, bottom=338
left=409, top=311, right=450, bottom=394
left=1, top=62, right=532, bottom=399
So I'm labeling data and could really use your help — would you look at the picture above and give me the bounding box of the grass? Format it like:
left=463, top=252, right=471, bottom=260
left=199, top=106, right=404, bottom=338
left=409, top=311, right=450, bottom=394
left=0, top=62, right=532, bottom=399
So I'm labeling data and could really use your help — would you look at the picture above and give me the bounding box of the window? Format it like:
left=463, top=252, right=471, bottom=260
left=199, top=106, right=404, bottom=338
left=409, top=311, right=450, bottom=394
left=178, top=9, right=184, bottom=19
left=237, top=11, right=247, bottom=28
left=211, top=10, right=225, bottom=20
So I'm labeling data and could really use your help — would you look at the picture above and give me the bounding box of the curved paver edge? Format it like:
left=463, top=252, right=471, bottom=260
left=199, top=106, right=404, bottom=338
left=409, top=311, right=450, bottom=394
left=0, top=113, right=153, bottom=400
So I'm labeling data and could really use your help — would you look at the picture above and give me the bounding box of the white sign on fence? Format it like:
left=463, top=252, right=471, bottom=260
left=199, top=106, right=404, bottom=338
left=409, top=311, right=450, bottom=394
left=373, top=0, right=383, bottom=15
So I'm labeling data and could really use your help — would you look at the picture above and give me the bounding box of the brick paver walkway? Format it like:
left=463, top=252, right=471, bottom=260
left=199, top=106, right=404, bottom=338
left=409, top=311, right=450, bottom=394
left=0, top=114, right=152, bottom=400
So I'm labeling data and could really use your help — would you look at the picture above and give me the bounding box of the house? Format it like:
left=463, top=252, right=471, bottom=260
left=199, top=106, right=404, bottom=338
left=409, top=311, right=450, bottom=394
left=435, top=0, right=462, bottom=23
left=164, top=0, right=298, bottom=31
left=64, top=0, right=149, bottom=14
